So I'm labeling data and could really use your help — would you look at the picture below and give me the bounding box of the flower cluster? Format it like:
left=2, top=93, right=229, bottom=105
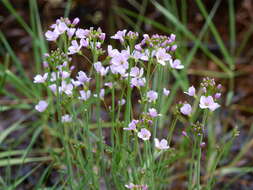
left=178, top=78, right=221, bottom=117
left=33, top=17, right=223, bottom=189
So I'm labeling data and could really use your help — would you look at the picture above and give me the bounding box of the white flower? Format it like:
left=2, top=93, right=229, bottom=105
left=148, top=108, right=161, bottom=118
left=163, top=88, right=170, bottom=96
left=147, top=90, right=158, bottom=102
left=138, top=128, right=151, bottom=141
left=49, top=84, right=57, bottom=94
left=94, top=62, right=109, bottom=76
left=180, top=103, right=192, bottom=116
left=104, top=82, right=113, bottom=88
left=99, top=89, right=105, bottom=100
left=59, top=81, right=73, bottom=96
left=184, top=86, right=195, bottom=96
left=79, top=90, right=91, bottom=101
left=199, top=96, right=220, bottom=111
left=155, top=48, right=171, bottom=66
left=154, top=138, right=170, bottom=150
left=123, top=119, right=138, bottom=131
left=169, top=59, right=184, bottom=69
left=68, top=40, right=82, bottom=55
left=45, top=30, right=59, bottom=41
left=33, top=73, right=48, bottom=83
left=76, top=71, right=91, bottom=83
left=35, top=100, right=48, bottom=112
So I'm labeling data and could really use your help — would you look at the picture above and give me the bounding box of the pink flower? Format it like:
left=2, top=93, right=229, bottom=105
left=111, top=29, right=127, bottom=43
left=75, top=28, right=89, bottom=38
left=214, top=93, right=221, bottom=99
left=60, top=71, right=70, bottom=79
left=55, top=21, right=68, bottom=34
left=62, top=114, right=72, bottom=123
left=147, top=90, right=158, bottom=102
left=79, top=90, right=91, bottom=101
left=123, top=119, right=139, bottom=131
left=49, top=84, right=57, bottom=94
left=155, top=48, right=171, bottom=66
left=33, top=73, right=48, bottom=83
left=94, top=62, right=109, bottom=76
left=67, top=28, right=76, bottom=38
left=80, top=38, right=89, bottom=47
left=199, top=96, right=220, bottom=111
left=110, top=50, right=130, bottom=75
left=170, top=44, right=177, bottom=51
left=182, top=131, right=187, bottom=137
left=169, top=59, right=184, bottom=69
left=107, top=45, right=119, bottom=57
left=104, top=82, right=113, bottom=88
left=35, top=100, right=48, bottom=112
left=125, top=183, right=135, bottom=189
left=154, top=138, right=170, bottom=150
left=138, top=128, right=151, bottom=141
left=184, top=86, right=195, bottom=96
left=76, top=71, right=91, bottom=83
left=60, top=81, right=73, bottom=96
left=72, top=17, right=80, bottom=25
left=180, top=103, right=192, bottom=116
left=71, top=79, right=82, bottom=87
left=68, top=40, right=82, bottom=55
left=130, top=77, right=146, bottom=88
left=163, top=88, right=170, bottom=96
left=99, top=89, right=105, bottom=100
left=148, top=108, right=160, bottom=118
left=45, top=30, right=59, bottom=41
left=130, top=67, right=144, bottom=78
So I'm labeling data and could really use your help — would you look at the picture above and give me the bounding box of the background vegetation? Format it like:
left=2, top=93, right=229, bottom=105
left=0, top=0, right=253, bottom=189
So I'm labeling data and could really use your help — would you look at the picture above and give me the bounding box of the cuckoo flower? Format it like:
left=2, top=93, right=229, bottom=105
left=79, top=90, right=91, bottom=101
left=155, top=48, right=171, bottom=66
left=76, top=71, right=91, bottom=84
left=148, top=108, right=160, bottom=118
left=45, top=30, right=59, bottom=41
left=35, top=100, right=48, bottom=112
left=130, top=77, right=146, bottom=88
left=33, top=73, right=48, bottom=83
left=184, top=86, right=195, bottom=96
left=163, top=88, right=170, bottom=96
left=154, top=138, right=170, bottom=150
left=68, top=40, right=82, bottom=55
left=130, top=67, right=144, bottom=78
left=147, top=90, right=158, bottom=102
left=199, top=96, right=220, bottom=111
left=138, top=128, right=151, bottom=141
left=55, top=21, right=68, bottom=34
left=123, top=120, right=139, bottom=131
left=49, top=84, right=57, bottom=94
left=170, top=59, right=184, bottom=69
left=111, top=29, right=127, bottom=43
left=94, top=62, right=109, bottom=76
left=180, top=103, right=192, bottom=116
left=60, top=81, right=73, bottom=96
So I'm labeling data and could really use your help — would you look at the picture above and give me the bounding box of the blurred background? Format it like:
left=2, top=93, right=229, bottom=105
left=1, top=0, right=253, bottom=189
